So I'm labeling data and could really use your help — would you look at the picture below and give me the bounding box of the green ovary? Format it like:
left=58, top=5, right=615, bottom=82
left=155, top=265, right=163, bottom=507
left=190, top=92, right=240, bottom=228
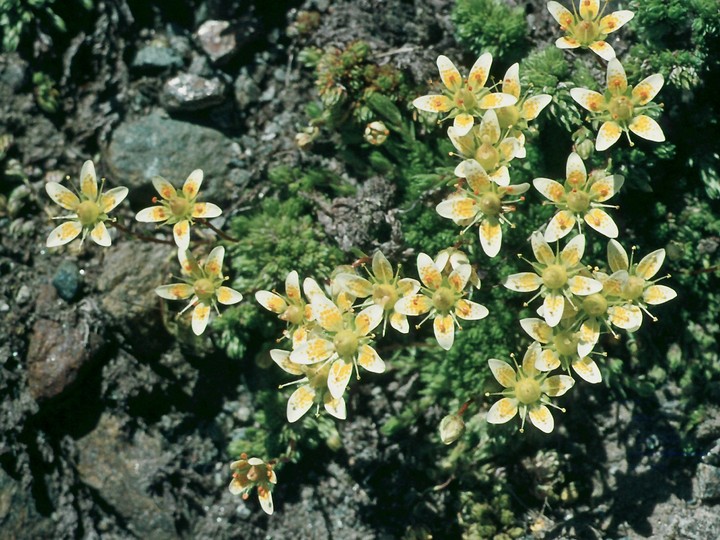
left=542, top=265, right=568, bottom=290
left=169, top=196, right=191, bottom=218
left=194, top=278, right=216, bottom=301
left=432, top=287, right=455, bottom=312
left=566, top=190, right=590, bottom=213
left=608, top=96, right=634, bottom=122
left=479, top=192, right=502, bottom=216
left=333, top=329, right=359, bottom=358
left=515, top=377, right=541, bottom=405
left=475, top=143, right=499, bottom=172
left=76, top=200, right=100, bottom=226
left=554, top=331, right=579, bottom=357
left=496, top=105, right=521, bottom=129
left=373, top=284, right=398, bottom=311
left=622, top=276, right=646, bottom=300
left=282, top=305, right=304, bottom=325
left=573, top=20, right=599, bottom=45
left=583, top=293, right=607, bottom=316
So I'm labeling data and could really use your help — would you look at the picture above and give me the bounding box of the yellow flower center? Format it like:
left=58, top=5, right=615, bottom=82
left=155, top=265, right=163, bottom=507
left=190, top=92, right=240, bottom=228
left=474, top=142, right=499, bottom=172
left=515, top=377, right=542, bottom=405
left=582, top=293, right=607, bottom=316
left=76, top=200, right=100, bottom=227
left=554, top=331, right=579, bottom=357
left=308, top=363, right=331, bottom=388
left=496, top=105, right=521, bottom=129
left=373, top=283, right=398, bottom=311
left=622, top=276, right=646, bottom=300
left=542, top=264, right=568, bottom=290
left=479, top=192, right=502, bottom=216
left=194, top=278, right=216, bottom=301
left=608, top=95, right=634, bottom=121
left=333, top=329, right=359, bottom=358
left=432, top=286, right=456, bottom=312
left=169, top=195, right=191, bottom=218
left=566, top=189, right=590, bottom=213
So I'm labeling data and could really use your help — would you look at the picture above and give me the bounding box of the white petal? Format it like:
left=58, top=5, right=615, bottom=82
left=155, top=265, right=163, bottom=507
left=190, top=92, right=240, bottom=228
left=545, top=210, right=576, bottom=243
left=45, top=182, right=79, bottom=210
left=487, top=397, right=518, bottom=425
left=191, top=303, right=212, bottom=335
left=79, top=160, right=98, bottom=199
left=528, top=405, right=554, bottom=433
left=173, top=220, right=191, bottom=250
left=636, top=249, right=666, bottom=279
left=433, top=314, right=455, bottom=350
left=357, top=344, right=385, bottom=373
left=328, top=358, right=353, bottom=399
left=584, top=208, right=619, bottom=238
left=217, top=286, right=243, bottom=305
left=90, top=221, right=112, bottom=247
left=183, top=169, right=203, bottom=198
left=324, top=394, right=347, bottom=420
left=287, top=385, right=316, bottom=423
left=46, top=221, right=82, bottom=247
left=455, top=299, right=489, bottom=321
left=596, top=121, right=623, bottom=151
left=629, top=115, right=665, bottom=143
left=488, top=359, right=517, bottom=388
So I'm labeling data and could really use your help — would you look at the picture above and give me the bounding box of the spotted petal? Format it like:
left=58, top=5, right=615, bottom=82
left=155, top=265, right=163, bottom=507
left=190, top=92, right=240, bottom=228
left=606, top=58, right=628, bottom=93
left=47, top=221, right=82, bottom=247
left=590, top=174, right=624, bottom=202
left=629, top=115, right=665, bottom=143
left=468, top=52, right=492, bottom=89
left=568, top=275, right=603, bottom=296
left=79, top=160, right=98, bottom=199
left=290, top=338, right=335, bottom=365
left=589, top=40, right=616, bottom=61
left=46, top=182, right=80, bottom=210
left=372, top=251, right=393, bottom=282
left=561, top=234, right=585, bottom=266
left=448, top=264, right=471, bottom=292
left=462, top=159, right=492, bottom=193
left=523, top=94, right=552, bottom=121
left=504, top=272, right=542, bottom=292
left=312, top=295, right=344, bottom=333
left=596, top=121, right=622, bottom=151
left=600, top=10, right=635, bottom=34
left=608, top=304, right=642, bottom=331
left=172, top=220, right=190, bottom=250
left=357, top=344, right=385, bottom=373
left=578, top=318, right=600, bottom=357
left=436, top=197, right=478, bottom=221
left=217, top=286, right=243, bottom=305
left=191, top=303, right=211, bottom=335
left=287, top=385, right=316, bottom=423
left=533, top=177, right=565, bottom=203
left=100, top=187, right=129, bottom=213
left=203, top=246, right=225, bottom=277
left=328, top=358, right=353, bottom=399
left=447, top=127, right=475, bottom=156
left=556, top=36, right=580, bottom=49
left=487, top=397, right=518, bottom=425
left=284, top=271, right=302, bottom=301
left=545, top=210, right=576, bottom=242
left=390, top=312, right=409, bottom=334
left=584, top=208, right=618, bottom=238
left=632, top=74, right=664, bottom=105
left=603, top=270, right=628, bottom=297
left=490, top=166, right=510, bottom=187
left=255, top=291, right=287, bottom=313
left=547, top=1, right=574, bottom=28
left=455, top=299, right=489, bottom=321
left=433, top=314, right=455, bottom=350
left=572, top=356, right=602, bottom=384
left=570, top=88, right=605, bottom=113
left=477, top=109, right=501, bottom=144
left=566, top=152, right=587, bottom=187
left=531, top=231, right=555, bottom=265
left=479, top=92, right=518, bottom=110
left=643, top=284, right=676, bottom=305
left=156, top=283, right=194, bottom=300
left=529, top=405, right=554, bottom=433
left=453, top=113, right=475, bottom=136
left=89, top=221, right=111, bottom=247
left=488, top=359, right=517, bottom=388
left=183, top=169, right=203, bottom=198
left=607, top=239, right=629, bottom=272
left=542, top=374, right=575, bottom=397
left=135, top=205, right=170, bottom=223
left=579, top=0, right=600, bottom=20
left=355, top=304, right=383, bottom=336
left=543, top=293, right=565, bottom=327
left=437, top=55, right=462, bottom=91
left=535, top=347, right=561, bottom=371
left=270, top=349, right=303, bottom=376
left=520, top=318, right=552, bottom=343
left=303, top=277, right=327, bottom=302
left=192, top=202, right=222, bottom=218
left=324, top=394, right=347, bottom=420
left=479, top=218, right=502, bottom=258
left=152, top=177, right=177, bottom=200
left=334, top=273, right=373, bottom=298
left=417, top=252, right=442, bottom=289
left=394, top=294, right=432, bottom=316
left=636, top=249, right=666, bottom=279
left=413, top=95, right=453, bottom=113
left=502, top=63, right=520, bottom=98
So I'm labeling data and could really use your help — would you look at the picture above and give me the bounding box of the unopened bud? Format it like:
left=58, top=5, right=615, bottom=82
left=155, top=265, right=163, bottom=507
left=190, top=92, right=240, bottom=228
left=364, top=121, right=389, bottom=145
left=439, top=413, right=465, bottom=445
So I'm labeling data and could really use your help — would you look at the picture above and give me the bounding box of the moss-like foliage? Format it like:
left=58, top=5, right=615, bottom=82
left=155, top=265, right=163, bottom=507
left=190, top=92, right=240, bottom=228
left=452, top=0, right=529, bottom=64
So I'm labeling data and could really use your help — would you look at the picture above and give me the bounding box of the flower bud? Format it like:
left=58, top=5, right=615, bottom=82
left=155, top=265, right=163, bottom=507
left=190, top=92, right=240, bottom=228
left=295, top=125, right=319, bottom=150
left=439, top=413, right=465, bottom=445
left=364, top=121, right=389, bottom=145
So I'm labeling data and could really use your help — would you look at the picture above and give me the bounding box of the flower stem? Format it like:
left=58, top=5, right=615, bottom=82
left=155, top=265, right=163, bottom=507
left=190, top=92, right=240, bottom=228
left=197, top=218, right=240, bottom=243
left=110, top=221, right=175, bottom=245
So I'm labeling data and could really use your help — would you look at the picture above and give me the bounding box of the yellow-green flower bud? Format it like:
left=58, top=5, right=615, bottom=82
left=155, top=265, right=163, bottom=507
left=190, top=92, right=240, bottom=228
left=439, top=414, right=465, bottom=445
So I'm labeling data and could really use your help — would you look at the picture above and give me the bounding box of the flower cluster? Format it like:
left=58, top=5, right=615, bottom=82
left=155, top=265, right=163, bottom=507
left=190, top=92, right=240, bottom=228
left=228, top=454, right=277, bottom=515
left=258, top=250, right=489, bottom=422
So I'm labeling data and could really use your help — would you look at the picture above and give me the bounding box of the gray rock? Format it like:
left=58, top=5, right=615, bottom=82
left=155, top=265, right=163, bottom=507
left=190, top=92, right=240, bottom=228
left=132, top=45, right=184, bottom=71
left=96, top=241, right=173, bottom=353
left=694, top=463, right=720, bottom=501
left=52, top=260, right=81, bottom=302
left=103, top=114, right=237, bottom=200
left=0, top=468, right=55, bottom=538
left=161, top=73, right=226, bottom=111
left=0, top=53, right=28, bottom=92
left=234, top=68, right=262, bottom=110
left=76, top=413, right=177, bottom=539
left=196, top=20, right=238, bottom=64
left=26, top=318, right=103, bottom=401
